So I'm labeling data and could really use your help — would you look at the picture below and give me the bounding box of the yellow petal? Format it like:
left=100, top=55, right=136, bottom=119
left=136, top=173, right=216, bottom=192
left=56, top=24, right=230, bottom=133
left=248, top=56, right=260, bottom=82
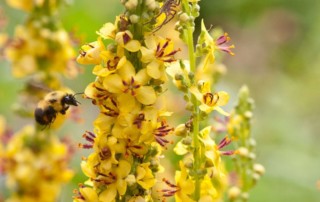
left=96, top=22, right=116, bottom=39
left=99, top=184, right=117, bottom=202
left=135, top=69, right=150, bottom=85
left=144, top=35, right=157, bottom=50
left=216, top=91, right=229, bottom=106
left=189, top=86, right=203, bottom=102
left=136, top=86, right=156, bottom=105
left=199, top=104, right=213, bottom=114
left=174, top=141, right=189, bottom=155
left=80, top=187, right=99, bottom=202
left=77, top=40, right=104, bottom=65
left=118, top=61, right=136, bottom=81
left=93, top=64, right=113, bottom=77
left=117, top=93, right=137, bottom=112
left=81, top=160, right=95, bottom=178
left=140, top=46, right=154, bottom=63
left=103, top=74, right=123, bottom=93
left=214, top=107, right=230, bottom=116
left=147, top=61, right=161, bottom=79
left=117, top=179, right=127, bottom=195
left=124, top=40, right=141, bottom=52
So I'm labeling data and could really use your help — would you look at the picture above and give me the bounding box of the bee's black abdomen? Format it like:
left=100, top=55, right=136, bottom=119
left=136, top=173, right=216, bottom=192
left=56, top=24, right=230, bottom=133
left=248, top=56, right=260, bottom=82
left=34, top=106, right=56, bottom=126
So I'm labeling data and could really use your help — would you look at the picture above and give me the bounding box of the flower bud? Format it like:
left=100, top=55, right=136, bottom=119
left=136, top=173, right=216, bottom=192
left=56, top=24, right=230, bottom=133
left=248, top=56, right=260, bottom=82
left=174, top=74, right=183, bottom=80
left=249, top=138, right=256, bottom=147
left=145, top=0, right=157, bottom=11
left=125, top=0, right=138, bottom=10
left=241, top=192, right=249, bottom=200
left=174, top=124, right=187, bottom=137
left=253, top=163, right=265, bottom=175
left=183, top=158, right=193, bottom=169
left=228, top=186, right=241, bottom=200
left=179, top=13, right=189, bottom=23
left=126, top=174, right=136, bottom=186
left=237, top=147, right=249, bottom=157
left=248, top=152, right=256, bottom=160
left=129, top=15, right=139, bottom=24
left=244, top=111, right=253, bottom=119
left=182, top=137, right=192, bottom=145
left=252, top=173, right=260, bottom=182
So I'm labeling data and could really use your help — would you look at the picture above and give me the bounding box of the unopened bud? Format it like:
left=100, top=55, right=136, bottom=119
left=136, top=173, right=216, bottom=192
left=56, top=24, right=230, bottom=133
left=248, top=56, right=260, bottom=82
left=182, top=137, right=192, bottom=145
left=249, top=138, right=256, bottom=147
left=125, top=0, right=138, bottom=10
left=238, top=147, right=249, bottom=157
left=184, top=158, right=193, bottom=168
left=241, top=192, right=249, bottom=200
left=174, top=74, right=183, bottom=80
left=129, top=15, right=139, bottom=24
left=179, top=13, right=189, bottom=23
left=244, top=111, right=253, bottom=118
left=145, top=0, right=157, bottom=11
left=126, top=174, right=136, bottom=186
left=174, top=124, right=187, bottom=136
left=253, top=163, right=265, bottom=175
left=188, top=72, right=194, bottom=80
left=252, top=173, right=261, bottom=181
left=228, top=186, right=241, bottom=200
left=248, top=152, right=256, bottom=160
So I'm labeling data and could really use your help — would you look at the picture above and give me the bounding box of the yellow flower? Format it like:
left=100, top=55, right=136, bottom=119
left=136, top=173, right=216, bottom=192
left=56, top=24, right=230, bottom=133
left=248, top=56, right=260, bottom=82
left=141, top=35, right=180, bottom=80
left=199, top=126, right=236, bottom=171
left=173, top=139, right=189, bottom=156
left=103, top=60, right=156, bottom=105
left=96, top=22, right=117, bottom=40
left=162, top=161, right=195, bottom=202
left=4, top=125, right=73, bottom=202
left=175, top=161, right=195, bottom=202
left=93, top=50, right=127, bottom=77
left=199, top=175, right=219, bottom=202
left=190, top=81, right=229, bottom=115
left=98, top=160, right=131, bottom=202
left=115, top=30, right=141, bottom=52
left=200, top=20, right=234, bottom=70
left=77, top=38, right=105, bottom=65
left=74, top=186, right=99, bottom=202
left=119, top=126, right=149, bottom=156
left=5, top=24, right=78, bottom=78
left=136, top=163, right=156, bottom=190
left=6, top=0, right=33, bottom=11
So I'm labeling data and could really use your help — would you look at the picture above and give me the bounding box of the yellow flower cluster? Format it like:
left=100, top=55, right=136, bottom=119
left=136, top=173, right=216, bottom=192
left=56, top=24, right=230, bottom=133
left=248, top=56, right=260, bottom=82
left=5, top=22, right=77, bottom=80
left=74, top=14, right=179, bottom=201
left=2, top=125, right=73, bottom=202
left=5, top=0, right=78, bottom=84
left=6, top=0, right=60, bottom=12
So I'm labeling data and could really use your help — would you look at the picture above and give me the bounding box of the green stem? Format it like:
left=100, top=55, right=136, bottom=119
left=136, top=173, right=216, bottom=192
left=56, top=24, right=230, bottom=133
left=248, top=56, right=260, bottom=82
left=185, top=21, right=201, bottom=202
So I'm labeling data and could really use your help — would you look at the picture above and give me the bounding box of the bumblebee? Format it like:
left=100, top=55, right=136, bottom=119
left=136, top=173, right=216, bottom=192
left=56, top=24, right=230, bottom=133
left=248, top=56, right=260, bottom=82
left=34, top=91, right=80, bottom=127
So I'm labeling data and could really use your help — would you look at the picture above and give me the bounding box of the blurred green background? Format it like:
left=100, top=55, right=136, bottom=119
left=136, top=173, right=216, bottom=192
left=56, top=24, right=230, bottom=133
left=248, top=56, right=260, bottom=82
left=1, top=0, right=320, bottom=201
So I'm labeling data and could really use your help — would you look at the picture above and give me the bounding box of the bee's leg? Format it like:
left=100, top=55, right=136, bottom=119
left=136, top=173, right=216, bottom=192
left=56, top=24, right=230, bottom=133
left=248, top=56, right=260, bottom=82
left=60, top=106, right=69, bottom=114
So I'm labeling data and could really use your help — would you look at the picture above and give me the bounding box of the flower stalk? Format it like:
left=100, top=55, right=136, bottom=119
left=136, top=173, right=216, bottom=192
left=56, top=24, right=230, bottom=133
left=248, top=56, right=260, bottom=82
left=227, top=86, right=265, bottom=201
left=184, top=8, right=202, bottom=202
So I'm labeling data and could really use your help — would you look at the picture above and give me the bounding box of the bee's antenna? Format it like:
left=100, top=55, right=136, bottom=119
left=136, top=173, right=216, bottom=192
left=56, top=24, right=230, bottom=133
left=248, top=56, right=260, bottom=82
left=73, top=92, right=84, bottom=105
left=74, top=92, right=84, bottom=96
